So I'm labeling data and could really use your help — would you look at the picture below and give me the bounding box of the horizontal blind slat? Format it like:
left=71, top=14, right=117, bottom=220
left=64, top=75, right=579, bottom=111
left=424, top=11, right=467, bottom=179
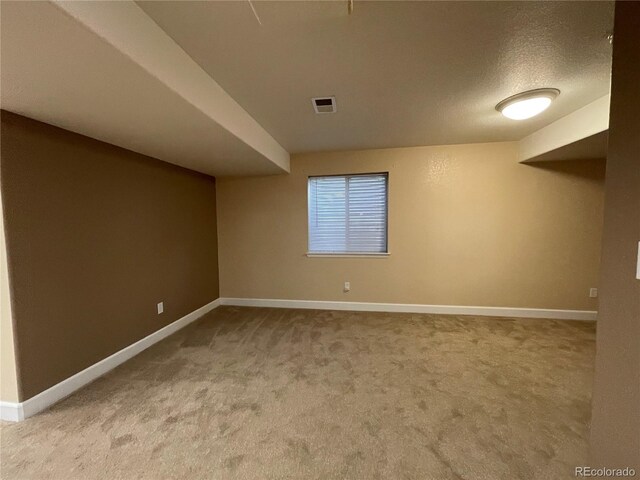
left=308, top=173, right=387, bottom=254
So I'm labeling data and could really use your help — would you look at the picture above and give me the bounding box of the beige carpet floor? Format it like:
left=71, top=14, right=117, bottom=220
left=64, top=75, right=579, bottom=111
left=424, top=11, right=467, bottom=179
left=0, top=306, right=596, bottom=480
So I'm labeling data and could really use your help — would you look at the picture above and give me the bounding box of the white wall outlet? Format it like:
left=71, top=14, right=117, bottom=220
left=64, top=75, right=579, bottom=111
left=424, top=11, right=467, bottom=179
left=589, top=288, right=598, bottom=298
left=344, top=281, right=350, bottom=293
left=157, top=302, right=164, bottom=314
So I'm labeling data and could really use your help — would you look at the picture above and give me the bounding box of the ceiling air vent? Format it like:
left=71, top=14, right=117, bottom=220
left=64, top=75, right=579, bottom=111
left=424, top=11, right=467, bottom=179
left=312, top=96, right=337, bottom=114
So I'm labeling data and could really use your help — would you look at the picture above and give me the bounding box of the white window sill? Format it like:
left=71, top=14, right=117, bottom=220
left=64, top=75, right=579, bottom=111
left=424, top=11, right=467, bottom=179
left=306, top=252, right=390, bottom=258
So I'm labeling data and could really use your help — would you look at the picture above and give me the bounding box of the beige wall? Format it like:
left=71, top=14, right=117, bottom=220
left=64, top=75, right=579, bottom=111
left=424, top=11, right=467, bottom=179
left=218, top=142, right=605, bottom=310
left=0, top=177, right=19, bottom=403
left=589, top=1, right=640, bottom=471
left=1, top=111, right=220, bottom=400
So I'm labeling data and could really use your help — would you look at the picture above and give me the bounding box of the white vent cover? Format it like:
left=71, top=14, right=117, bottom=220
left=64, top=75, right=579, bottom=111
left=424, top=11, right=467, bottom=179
left=312, top=96, right=337, bottom=114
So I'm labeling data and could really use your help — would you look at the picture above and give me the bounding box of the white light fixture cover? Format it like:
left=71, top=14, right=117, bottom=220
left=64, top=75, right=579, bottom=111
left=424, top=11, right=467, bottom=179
left=496, top=88, right=560, bottom=120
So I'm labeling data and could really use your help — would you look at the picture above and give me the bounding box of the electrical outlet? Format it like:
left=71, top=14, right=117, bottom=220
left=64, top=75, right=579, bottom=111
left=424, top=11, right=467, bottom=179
left=157, top=302, right=164, bottom=314
left=589, top=288, right=598, bottom=298
left=344, top=281, right=350, bottom=293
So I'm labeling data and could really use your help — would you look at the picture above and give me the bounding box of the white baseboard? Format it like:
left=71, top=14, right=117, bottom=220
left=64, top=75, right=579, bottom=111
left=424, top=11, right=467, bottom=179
left=221, top=297, right=597, bottom=321
left=0, top=401, right=24, bottom=422
left=0, top=298, right=220, bottom=422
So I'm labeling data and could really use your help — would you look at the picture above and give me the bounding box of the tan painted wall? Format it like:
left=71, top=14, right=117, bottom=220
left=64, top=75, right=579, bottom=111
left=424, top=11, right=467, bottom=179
left=218, top=142, right=605, bottom=310
left=1, top=111, right=219, bottom=400
left=589, top=1, right=640, bottom=471
left=0, top=175, right=19, bottom=403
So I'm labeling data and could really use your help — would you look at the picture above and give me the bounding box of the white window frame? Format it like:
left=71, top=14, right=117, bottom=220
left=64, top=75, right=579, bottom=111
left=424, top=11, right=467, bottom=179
left=306, top=172, right=389, bottom=257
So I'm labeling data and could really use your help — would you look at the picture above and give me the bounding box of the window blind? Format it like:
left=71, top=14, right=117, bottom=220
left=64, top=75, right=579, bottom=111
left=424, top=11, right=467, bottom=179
left=308, top=173, right=388, bottom=254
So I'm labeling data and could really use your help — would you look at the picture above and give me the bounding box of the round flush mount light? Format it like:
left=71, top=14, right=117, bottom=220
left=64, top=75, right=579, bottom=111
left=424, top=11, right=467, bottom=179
left=496, top=88, right=560, bottom=120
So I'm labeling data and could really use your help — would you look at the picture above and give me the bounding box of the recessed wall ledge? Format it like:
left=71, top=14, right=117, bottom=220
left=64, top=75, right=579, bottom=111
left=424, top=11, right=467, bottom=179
left=517, top=94, right=610, bottom=163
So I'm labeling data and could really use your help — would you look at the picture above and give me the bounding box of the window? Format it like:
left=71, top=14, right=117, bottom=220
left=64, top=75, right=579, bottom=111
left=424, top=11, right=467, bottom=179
left=308, top=173, right=388, bottom=255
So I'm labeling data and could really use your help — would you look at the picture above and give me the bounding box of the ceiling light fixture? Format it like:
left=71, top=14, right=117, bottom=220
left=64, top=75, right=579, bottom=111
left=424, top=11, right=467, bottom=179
left=496, top=88, right=560, bottom=120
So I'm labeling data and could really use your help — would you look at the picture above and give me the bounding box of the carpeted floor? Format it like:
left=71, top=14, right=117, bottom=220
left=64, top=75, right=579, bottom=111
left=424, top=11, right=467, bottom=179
left=0, top=306, right=596, bottom=480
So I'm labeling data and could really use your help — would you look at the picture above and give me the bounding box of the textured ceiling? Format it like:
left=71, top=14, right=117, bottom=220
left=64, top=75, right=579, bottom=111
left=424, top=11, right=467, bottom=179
left=1, top=1, right=614, bottom=176
left=139, top=0, right=614, bottom=153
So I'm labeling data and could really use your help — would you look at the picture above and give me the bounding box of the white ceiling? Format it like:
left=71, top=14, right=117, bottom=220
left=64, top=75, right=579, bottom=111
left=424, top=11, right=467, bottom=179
left=139, top=0, right=614, bottom=153
left=1, top=1, right=613, bottom=176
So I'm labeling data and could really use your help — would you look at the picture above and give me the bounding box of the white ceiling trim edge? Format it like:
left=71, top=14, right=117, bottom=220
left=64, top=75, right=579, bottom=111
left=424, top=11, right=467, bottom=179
left=518, top=94, right=610, bottom=163
left=53, top=0, right=290, bottom=173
